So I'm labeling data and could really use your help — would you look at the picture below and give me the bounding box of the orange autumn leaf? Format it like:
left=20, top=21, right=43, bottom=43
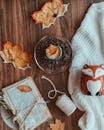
left=32, top=0, right=69, bottom=29
left=49, top=119, right=65, bottom=130
left=2, top=41, right=32, bottom=69
left=18, top=85, right=32, bottom=92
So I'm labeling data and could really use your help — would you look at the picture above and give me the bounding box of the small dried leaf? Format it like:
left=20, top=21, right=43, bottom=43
left=32, top=0, right=69, bottom=29
left=49, top=119, right=65, bottom=130
left=18, top=85, right=32, bottom=92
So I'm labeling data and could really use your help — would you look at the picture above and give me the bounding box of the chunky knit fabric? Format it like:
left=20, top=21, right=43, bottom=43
left=68, top=2, right=104, bottom=130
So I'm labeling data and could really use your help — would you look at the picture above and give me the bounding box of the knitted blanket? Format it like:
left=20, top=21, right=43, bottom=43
left=68, top=2, right=104, bottom=130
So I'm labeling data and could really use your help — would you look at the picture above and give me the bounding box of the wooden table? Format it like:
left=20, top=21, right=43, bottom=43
left=0, top=0, right=103, bottom=130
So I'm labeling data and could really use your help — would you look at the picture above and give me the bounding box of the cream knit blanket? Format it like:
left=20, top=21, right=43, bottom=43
left=68, top=2, right=104, bottom=130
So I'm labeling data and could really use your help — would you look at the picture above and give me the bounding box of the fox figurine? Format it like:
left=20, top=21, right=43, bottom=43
left=80, top=64, right=104, bottom=96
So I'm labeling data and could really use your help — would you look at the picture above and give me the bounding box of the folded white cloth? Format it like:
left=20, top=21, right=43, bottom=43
left=68, top=2, right=104, bottom=130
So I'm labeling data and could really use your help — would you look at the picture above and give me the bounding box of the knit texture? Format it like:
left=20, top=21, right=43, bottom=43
left=68, top=2, right=104, bottom=130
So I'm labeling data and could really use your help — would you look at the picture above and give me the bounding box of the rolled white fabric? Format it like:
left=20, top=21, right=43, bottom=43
left=68, top=2, right=104, bottom=130
left=56, top=94, right=76, bottom=116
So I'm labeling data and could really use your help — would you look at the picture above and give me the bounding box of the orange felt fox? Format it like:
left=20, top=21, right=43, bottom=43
left=32, top=0, right=69, bottom=29
left=81, top=64, right=104, bottom=96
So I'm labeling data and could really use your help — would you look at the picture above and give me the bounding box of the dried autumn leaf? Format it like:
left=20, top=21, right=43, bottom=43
left=1, top=41, right=32, bottom=69
left=18, top=85, right=32, bottom=92
left=32, top=0, right=69, bottom=29
left=49, top=119, right=65, bottom=130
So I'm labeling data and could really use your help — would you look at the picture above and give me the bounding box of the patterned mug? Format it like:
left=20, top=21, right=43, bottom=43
left=80, top=64, right=104, bottom=96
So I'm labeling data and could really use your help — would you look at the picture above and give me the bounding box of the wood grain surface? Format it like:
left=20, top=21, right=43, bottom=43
left=0, top=0, right=104, bottom=130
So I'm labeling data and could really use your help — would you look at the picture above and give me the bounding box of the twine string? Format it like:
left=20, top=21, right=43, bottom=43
left=41, top=75, right=65, bottom=99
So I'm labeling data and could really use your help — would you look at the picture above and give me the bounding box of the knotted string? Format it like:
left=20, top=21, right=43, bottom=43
left=41, top=75, right=65, bottom=99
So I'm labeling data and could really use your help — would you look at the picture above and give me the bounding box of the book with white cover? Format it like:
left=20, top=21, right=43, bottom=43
left=2, top=77, right=52, bottom=130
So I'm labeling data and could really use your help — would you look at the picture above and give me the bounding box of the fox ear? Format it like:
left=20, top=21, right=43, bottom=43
left=83, top=64, right=88, bottom=68
left=100, top=64, right=104, bottom=69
